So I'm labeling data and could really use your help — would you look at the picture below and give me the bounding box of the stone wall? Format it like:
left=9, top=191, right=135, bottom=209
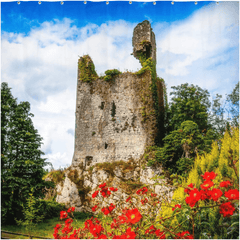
left=72, top=70, right=160, bottom=168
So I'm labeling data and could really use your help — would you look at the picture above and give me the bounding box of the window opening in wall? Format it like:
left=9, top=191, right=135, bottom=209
left=85, top=156, right=93, bottom=167
left=105, top=143, right=108, bottom=149
left=99, top=102, right=105, bottom=110
left=111, top=101, right=116, bottom=117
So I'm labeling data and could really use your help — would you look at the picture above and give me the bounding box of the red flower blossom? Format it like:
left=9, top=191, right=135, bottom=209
left=111, top=219, right=119, bottom=229
left=101, top=207, right=110, bottom=215
left=201, top=171, right=217, bottom=181
left=155, top=229, right=166, bottom=239
left=100, top=188, right=111, bottom=198
left=125, top=208, right=142, bottom=224
left=136, top=187, right=148, bottom=195
left=219, top=202, right=235, bottom=217
left=145, top=225, right=156, bottom=234
left=98, top=234, right=107, bottom=239
left=200, top=180, right=214, bottom=189
left=126, top=196, right=131, bottom=202
left=210, top=188, right=223, bottom=201
left=172, top=204, right=182, bottom=211
left=225, top=189, right=239, bottom=200
left=142, top=187, right=148, bottom=194
left=220, top=180, right=232, bottom=188
left=176, top=231, right=194, bottom=239
left=67, top=206, right=75, bottom=213
left=110, top=187, right=118, bottom=192
left=200, top=189, right=212, bottom=201
left=108, top=203, right=116, bottom=212
left=92, top=190, right=99, bottom=198
left=60, top=211, right=68, bottom=220
left=185, top=188, right=201, bottom=207
left=92, top=205, right=98, bottom=212
left=141, top=198, right=148, bottom=205
left=90, top=223, right=103, bottom=238
left=99, top=183, right=106, bottom=188
left=184, top=183, right=195, bottom=194
left=151, top=193, right=157, bottom=197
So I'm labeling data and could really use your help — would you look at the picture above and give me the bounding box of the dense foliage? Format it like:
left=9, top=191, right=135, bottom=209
left=1, top=82, right=54, bottom=224
left=147, top=82, right=239, bottom=176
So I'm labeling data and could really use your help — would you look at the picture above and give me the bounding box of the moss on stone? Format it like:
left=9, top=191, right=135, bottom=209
left=78, top=55, right=98, bottom=83
left=104, top=69, right=122, bottom=82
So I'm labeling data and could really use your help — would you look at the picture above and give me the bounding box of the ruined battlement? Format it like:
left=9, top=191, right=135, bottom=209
left=72, top=20, right=164, bottom=169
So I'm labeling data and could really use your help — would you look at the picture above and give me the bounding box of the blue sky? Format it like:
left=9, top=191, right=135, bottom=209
left=1, top=1, right=239, bottom=169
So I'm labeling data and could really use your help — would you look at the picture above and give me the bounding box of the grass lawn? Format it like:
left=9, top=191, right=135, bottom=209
left=1, top=212, right=94, bottom=239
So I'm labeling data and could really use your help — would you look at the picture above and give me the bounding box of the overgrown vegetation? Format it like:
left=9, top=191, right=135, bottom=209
left=145, top=81, right=239, bottom=177
left=103, top=69, right=122, bottom=82
left=78, top=55, right=98, bottom=83
left=160, top=126, right=239, bottom=239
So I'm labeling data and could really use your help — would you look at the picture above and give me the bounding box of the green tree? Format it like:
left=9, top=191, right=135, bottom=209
left=227, top=82, right=239, bottom=127
left=166, top=83, right=211, bottom=134
left=1, top=82, right=53, bottom=224
left=154, top=121, right=212, bottom=176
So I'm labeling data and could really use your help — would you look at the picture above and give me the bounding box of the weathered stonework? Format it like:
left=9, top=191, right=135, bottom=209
left=45, top=20, right=173, bottom=211
left=132, top=20, right=156, bottom=64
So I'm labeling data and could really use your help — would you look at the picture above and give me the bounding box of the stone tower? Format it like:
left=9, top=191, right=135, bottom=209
left=71, top=20, right=164, bottom=169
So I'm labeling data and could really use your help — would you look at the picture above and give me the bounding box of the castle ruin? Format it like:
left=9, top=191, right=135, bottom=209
left=72, top=20, right=165, bottom=169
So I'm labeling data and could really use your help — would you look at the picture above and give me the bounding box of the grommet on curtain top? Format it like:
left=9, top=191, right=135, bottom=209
left=17, top=1, right=20, bottom=4
left=106, top=1, right=109, bottom=4
left=129, top=1, right=132, bottom=4
left=60, top=1, right=64, bottom=5
left=84, top=1, right=87, bottom=4
left=194, top=1, right=198, bottom=5
left=216, top=1, right=219, bottom=4
left=153, top=2, right=156, bottom=5
left=171, top=1, right=174, bottom=5
left=38, top=1, right=41, bottom=4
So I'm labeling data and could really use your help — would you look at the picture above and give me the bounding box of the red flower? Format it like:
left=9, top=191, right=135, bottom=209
left=172, top=204, right=181, bottom=211
left=100, top=188, right=111, bottom=198
left=184, top=183, right=195, bottom=194
left=142, top=187, right=148, bottom=194
left=60, top=211, right=68, bottom=220
left=176, top=231, right=194, bottom=239
left=200, top=189, right=212, bottom=201
left=99, top=183, right=106, bottom=188
left=136, top=187, right=148, bottom=195
left=210, top=188, right=222, bottom=201
left=98, top=234, right=107, bottom=239
left=92, top=190, right=99, bottom=198
left=220, top=180, right=232, bottom=188
left=185, top=188, right=201, bottom=207
left=84, top=219, right=94, bottom=230
left=219, top=202, right=235, bottom=217
left=110, top=187, right=118, bottom=192
left=67, top=206, right=75, bottom=213
left=122, top=227, right=136, bottom=239
left=200, top=180, right=214, bottom=189
left=111, top=219, right=119, bottom=229
left=92, top=205, right=98, bottom=212
left=126, top=196, right=131, bottom=202
left=125, top=208, right=142, bottom=224
left=101, top=207, right=110, bottom=215
left=90, top=224, right=103, bottom=238
left=108, top=203, right=116, bottom=212
left=151, top=193, right=157, bottom=197
left=225, top=189, right=239, bottom=200
left=201, top=171, right=217, bottom=181
left=141, top=198, right=148, bottom=205
left=155, top=229, right=166, bottom=239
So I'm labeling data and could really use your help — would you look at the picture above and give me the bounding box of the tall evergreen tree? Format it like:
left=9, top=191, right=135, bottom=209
left=1, top=82, right=53, bottom=224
